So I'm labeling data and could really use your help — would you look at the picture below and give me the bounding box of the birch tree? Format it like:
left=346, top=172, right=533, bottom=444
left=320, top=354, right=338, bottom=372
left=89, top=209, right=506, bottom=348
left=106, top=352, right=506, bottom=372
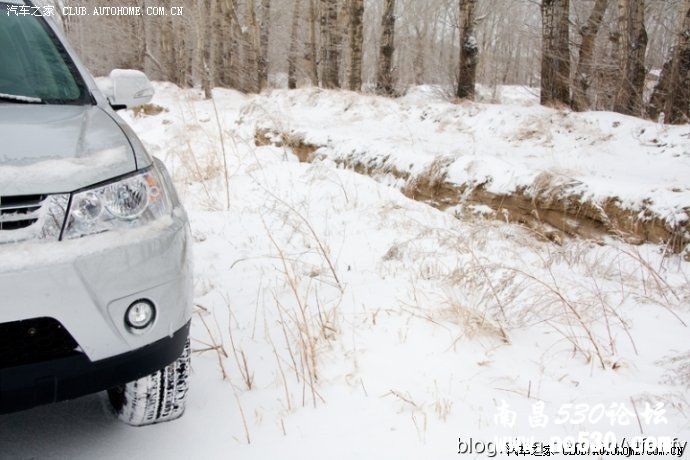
left=199, top=0, right=212, bottom=98
left=245, top=0, right=261, bottom=93
left=376, top=0, right=396, bottom=95
left=572, top=0, right=609, bottom=111
left=221, top=0, right=245, bottom=89
left=540, top=0, right=571, bottom=106
left=322, top=0, right=341, bottom=88
left=456, top=0, right=478, bottom=99
left=411, top=16, right=427, bottom=85
left=320, top=0, right=329, bottom=84
left=160, top=1, right=176, bottom=82
left=258, top=0, right=272, bottom=89
left=648, top=0, right=690, bottom=124
left=613, top=0, right=647, bottom=116
left=133, top=0, right=146, bottom=70
left=306, top=0, right=319, bottom=86
left=348, top=0, right=364, bottom=91
left=288, top=0, right=302, bottom=89
left=209, top=0, right=224, bottom=90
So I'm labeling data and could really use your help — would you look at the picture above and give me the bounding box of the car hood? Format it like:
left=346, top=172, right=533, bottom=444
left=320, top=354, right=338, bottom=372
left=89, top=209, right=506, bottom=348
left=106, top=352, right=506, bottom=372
left=0, top=104, right=136, bottom=195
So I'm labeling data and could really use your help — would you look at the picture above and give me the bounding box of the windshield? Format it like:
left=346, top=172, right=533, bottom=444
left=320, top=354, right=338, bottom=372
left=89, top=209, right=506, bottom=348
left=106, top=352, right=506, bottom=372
left=0, top=3, right=91, bottom=104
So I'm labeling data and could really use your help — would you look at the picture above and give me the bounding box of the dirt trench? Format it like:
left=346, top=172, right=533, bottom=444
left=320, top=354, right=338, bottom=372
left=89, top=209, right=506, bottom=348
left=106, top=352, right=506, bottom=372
left=255, top=128, right=690, bottom=255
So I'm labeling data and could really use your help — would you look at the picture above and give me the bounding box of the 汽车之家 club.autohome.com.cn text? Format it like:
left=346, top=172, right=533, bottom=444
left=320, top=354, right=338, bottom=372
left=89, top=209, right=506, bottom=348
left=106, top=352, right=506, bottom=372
left=60, top=6, right=184, bottom=17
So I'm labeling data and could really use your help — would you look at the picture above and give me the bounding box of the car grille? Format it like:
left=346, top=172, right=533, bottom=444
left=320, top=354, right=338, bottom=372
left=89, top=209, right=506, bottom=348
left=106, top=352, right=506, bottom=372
left=0, top=318, right=82, bottom=369
left=0, top=194, right=69, bottom=244
left=0, top=195, right=46, bottom=231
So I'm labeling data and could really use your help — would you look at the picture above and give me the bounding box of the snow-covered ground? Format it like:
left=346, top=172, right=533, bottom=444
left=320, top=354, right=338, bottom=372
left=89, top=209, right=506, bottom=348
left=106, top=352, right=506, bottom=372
left=1, top=84, right=689, bottom=459
left=248, top=85, right=690, bottom=227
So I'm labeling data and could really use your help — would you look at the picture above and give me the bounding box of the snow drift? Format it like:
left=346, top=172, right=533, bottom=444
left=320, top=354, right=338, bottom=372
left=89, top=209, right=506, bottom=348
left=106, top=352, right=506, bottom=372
left=248, top=87, right=690, bottom=253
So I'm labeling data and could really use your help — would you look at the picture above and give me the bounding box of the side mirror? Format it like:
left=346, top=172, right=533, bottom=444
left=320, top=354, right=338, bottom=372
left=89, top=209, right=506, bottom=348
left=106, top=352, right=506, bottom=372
left=105, top=69, right=154, bottom=110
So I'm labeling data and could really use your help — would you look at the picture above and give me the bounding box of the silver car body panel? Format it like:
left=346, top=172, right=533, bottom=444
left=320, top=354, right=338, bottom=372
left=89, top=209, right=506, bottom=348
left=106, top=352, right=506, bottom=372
left=0, top=105, right=135, bottom=195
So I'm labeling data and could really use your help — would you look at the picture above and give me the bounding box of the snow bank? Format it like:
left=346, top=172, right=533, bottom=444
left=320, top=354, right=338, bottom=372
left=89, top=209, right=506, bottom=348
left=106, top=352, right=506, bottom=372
left=245, top=87, right=690, bottom=250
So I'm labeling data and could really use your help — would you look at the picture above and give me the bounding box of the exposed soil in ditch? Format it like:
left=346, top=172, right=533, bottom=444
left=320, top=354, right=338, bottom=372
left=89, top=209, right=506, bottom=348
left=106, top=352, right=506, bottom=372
left=256, top=128, right=690, bottom=255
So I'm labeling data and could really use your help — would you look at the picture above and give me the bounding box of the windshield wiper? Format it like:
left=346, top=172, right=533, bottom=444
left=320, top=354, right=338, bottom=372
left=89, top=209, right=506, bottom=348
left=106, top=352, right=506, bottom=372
left=0, top=92, right=44, bottom=104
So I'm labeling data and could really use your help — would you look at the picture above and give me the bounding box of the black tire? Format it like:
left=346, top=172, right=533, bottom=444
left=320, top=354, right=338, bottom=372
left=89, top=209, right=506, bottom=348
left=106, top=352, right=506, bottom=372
left=108, top=339, right=190, bottom=427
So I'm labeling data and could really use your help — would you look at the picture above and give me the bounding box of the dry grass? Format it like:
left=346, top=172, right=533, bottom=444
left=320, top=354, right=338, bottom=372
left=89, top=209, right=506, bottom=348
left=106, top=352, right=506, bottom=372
left=131, top=103, right=167, bottom=117
left=163, top=92, right=251, bottom=211
left=193, top=304, right=229, bottom=380
left=226, top=303, right=254, bottom=390
left=661, top=352, right=690, bottom=389
left=378, top=212, right=689, bottom=371
left=260, top=208, right=343, bottom=409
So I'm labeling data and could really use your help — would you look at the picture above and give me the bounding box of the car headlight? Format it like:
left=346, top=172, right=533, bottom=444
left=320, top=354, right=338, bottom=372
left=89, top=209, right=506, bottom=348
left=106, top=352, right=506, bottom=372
left=63, top=167, right=171, bottom=239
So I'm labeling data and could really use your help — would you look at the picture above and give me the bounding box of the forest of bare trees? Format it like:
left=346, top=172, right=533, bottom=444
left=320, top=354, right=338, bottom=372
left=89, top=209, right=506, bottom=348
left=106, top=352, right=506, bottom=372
left=51, top=0, right=689, bottom=123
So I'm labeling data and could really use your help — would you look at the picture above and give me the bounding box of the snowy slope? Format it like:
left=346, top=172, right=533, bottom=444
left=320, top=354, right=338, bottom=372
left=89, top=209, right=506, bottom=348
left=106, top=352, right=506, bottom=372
left=1, top=84, right=689, bottom=459
left=244, top=87, right=690, bottom=232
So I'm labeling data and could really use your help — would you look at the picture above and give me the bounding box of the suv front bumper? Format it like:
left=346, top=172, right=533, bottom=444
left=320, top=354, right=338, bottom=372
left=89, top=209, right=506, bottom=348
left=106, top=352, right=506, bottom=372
left=0, top=208, right=192, bottom=362
left=0, top=321, right=189, bottom=414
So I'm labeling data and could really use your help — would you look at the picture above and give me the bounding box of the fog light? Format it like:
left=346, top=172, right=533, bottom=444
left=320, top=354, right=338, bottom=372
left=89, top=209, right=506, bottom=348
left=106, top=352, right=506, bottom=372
left=126, top=300, right=156, bottom=330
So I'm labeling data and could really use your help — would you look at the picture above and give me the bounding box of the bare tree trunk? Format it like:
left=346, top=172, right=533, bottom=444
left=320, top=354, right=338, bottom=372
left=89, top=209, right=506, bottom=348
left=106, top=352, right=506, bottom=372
left=306, top=0, right=319, bottom=86
left=348, top=0, right=364, bottom=91
left=322, top=0, right=341, bottom=88
left=288, top=0, right=302, bottom=89
left=210, top=0, right=224, bottom=88
left=572, top=0, right=609, bottom=111
left=376, top=0, right=396, bottom=95
left=134, top=0, right=147, bottom=70
left=245, top=0, right=261, bottom=92
left=178, top=19, right=191, bottom=87
left=438, top=14, right=448, bottom=82
left=222, top=0, right=245, bottom=89
left=216, top=0, right=230, bottom=87
left=336, top=0, right=349, bottom=80
left=199, top=0, right=212, bottom=99
left=540, top=0, right=571, bottom=106
left=596, top=29, right=620, bottom=110
left=613, top=0, right=647, bottom=116
left=456, top=0, right=478, bottom=99
left=258, top=0, right=271, bottom=90
left=205, top=0, right=219, bottom=92
left=160, top=0, right=176, bottom=83
left=648, top=0, right=690, bottom=124
left=319, top=0, right=328, bottom=85
left=413, top=23, right=426, bottom=85
left=219, top=0, right=234, bottom=87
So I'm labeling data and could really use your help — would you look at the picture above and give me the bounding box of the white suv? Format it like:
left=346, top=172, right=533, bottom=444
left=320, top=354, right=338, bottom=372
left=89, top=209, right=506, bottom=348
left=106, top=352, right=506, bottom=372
left=0, top=1, right=192, bottom=426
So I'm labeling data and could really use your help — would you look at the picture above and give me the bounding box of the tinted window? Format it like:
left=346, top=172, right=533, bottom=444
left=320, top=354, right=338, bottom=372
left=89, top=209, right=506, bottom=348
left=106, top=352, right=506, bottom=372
left=0, top=4, right=90, bottom=104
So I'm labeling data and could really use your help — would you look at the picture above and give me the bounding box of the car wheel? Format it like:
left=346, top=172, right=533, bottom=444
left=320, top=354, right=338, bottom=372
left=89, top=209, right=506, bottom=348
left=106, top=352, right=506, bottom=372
left=108, top=339, right=190, bottom=426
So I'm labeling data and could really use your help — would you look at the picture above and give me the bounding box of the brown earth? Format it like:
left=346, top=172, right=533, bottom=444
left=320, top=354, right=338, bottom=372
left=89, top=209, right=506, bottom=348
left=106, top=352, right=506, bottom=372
left=255, top=128, right=690, bottom=255
left=132, top=103, right=168, bottom=117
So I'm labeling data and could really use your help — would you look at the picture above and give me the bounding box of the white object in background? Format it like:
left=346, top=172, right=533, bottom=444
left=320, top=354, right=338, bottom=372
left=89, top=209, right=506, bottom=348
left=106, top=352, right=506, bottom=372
left=107, top=69, right=155, bottom=109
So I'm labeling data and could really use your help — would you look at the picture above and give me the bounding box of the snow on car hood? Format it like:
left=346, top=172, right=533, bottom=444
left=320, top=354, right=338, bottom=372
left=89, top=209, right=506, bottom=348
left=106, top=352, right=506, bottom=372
left=0, top=104, right=136, bottom=195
